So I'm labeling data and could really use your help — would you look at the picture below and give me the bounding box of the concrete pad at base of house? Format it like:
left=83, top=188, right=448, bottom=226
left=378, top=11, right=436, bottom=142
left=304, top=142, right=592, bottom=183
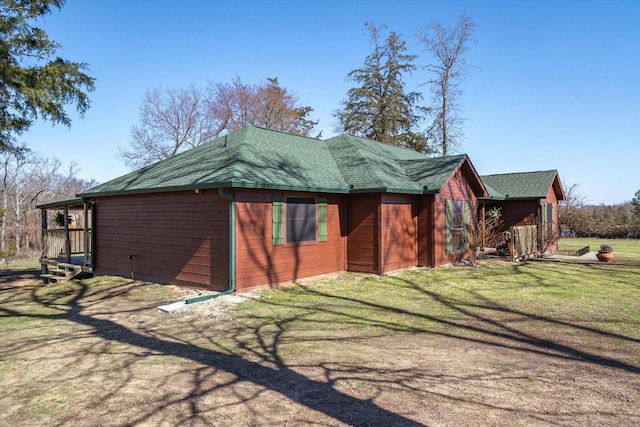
left=158, top=300, right=188, bottom=313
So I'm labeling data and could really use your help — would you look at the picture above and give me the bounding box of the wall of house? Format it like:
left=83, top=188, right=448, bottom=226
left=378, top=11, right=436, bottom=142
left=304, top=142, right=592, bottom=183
left=432, top=169, right=478, bottom=266
left=345, top=193, right=379, bottom=273
left=417, top=195, right=435, bottom=267
left=235, top=190, right=346, bottom=290
left=497, top=199, right=540, bottom=231
left=93, top=190, right=230, bottom=290
left=380, top=194, right=417, bottom=272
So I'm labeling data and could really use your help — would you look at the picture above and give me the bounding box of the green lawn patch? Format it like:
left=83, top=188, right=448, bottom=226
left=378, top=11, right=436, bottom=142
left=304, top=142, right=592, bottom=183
left=0, top=240, right=638, bottom=426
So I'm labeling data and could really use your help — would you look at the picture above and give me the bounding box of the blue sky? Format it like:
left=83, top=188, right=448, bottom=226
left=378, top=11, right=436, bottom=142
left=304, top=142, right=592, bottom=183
left=23, top=0, right=639, bottom=205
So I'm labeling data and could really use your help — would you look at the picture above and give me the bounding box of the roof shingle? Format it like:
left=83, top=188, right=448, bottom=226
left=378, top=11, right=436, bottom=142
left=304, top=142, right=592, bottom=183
left=480, top=170, right=560, bottom=200
left=79, top=126, right=480, bottom=198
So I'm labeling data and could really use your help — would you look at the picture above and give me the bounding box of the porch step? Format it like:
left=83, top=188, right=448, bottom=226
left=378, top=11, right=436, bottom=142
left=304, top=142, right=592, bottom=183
left=41, top=263, right=83, bottom=283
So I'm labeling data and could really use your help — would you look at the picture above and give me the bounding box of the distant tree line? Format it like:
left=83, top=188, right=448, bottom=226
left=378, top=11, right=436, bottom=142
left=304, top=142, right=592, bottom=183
left=559, top=186, right=640, bottom=239
left=0, top=145, right=96, bottom=261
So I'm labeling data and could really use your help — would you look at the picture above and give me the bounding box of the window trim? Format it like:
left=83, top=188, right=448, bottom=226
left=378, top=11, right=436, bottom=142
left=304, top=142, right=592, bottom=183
left=272, top=195, right=328, bottom=246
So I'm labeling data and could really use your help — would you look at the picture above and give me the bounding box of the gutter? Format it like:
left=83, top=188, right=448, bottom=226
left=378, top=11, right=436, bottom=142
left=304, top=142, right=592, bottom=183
left=78, top=181, right=351, bottom=199
left=185, top=187, right=236, bottom=304
left=160, top=187, right=237, bottom=312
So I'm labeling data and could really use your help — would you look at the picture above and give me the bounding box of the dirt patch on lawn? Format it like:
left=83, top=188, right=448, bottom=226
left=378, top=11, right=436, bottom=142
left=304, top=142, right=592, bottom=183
left=0, top=266, right=40, bottom=285
left=0, top=269, right=638, bottom=426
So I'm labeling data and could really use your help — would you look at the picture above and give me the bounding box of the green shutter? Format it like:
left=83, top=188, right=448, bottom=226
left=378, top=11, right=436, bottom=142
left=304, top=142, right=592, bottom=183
left=541, top=203, right=547, bottom=245
left=318, top=198, right=327, bottom=242
left=464, top=201, right=471, bottom=250
left=445, top=199, right=451, bottom=254
left=545, top=203, right=556, bottom=243
left=272, top=195, right=284, bottom=246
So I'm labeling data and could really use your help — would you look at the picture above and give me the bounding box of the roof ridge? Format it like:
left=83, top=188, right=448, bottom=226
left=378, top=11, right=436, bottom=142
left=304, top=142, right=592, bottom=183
left=336, top=135, right=388, bottom=189
left=248, top=124, right=324, bottom=143
left=228, top=126, right=253, bottom=181
left=481, top=169, right=557, bottom=178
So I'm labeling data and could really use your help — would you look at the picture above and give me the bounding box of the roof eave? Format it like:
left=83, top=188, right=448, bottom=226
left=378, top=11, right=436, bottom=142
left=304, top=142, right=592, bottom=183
left=36, top=198, right=86, bottom=209
left=77, top=180, right=352, bottom=198
left=77, top=181, right=236, bottom=198
left=232, top=181, right=350, bottom=194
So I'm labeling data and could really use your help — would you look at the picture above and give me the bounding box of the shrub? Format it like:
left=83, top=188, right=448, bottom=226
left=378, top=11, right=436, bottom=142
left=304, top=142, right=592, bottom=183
left=599, top=244, right=613, bottom=253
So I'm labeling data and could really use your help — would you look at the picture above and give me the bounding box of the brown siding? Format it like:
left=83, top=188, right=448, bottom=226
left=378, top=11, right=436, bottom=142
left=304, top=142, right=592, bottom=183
left=94, top=191, right=229, bottom=290
left=417, top=195, right=434, bottom=266
left=346, top=193, right=380, bottom=273
left=433, top=169, right=478, bottom=266
left=380, top=194, right=417, bottom=272
left=235, top=190, right=346, bottom=290
left=499, top=199, right=539, bottom=230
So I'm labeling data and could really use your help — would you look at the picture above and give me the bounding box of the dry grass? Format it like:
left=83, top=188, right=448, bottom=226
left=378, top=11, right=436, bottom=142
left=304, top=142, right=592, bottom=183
left=0, top=243, right=639, bottom=426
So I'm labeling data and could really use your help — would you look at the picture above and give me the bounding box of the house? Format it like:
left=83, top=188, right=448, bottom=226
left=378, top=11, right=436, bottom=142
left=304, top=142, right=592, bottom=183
left=39, top=126, right=488, bottom=291
left=479, top=170, right=565, bottom=253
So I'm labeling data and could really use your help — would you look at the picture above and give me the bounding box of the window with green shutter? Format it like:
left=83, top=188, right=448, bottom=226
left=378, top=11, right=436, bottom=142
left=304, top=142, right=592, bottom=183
left=272, top=196, right=327, bottom=245
left=446, top=199, right=469, bottom=254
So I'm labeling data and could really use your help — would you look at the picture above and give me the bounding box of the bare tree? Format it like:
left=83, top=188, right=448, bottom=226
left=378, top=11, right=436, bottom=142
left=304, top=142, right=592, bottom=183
left=48, top=162, right=98, bottom=202
left=118, top=85, right=220, bottom=169
left=0, top=148, right=96, bottom=260
left=558, top=182, right=587, bottom=235
left=416, top=14, right=476, bottom=156
left=208, top=76, right=318, bottom=136
left=119, top=77, right=318, bottom=170
left=1, top=148, right=49, bottom=255
left=631, top=189, right=640, bottom=222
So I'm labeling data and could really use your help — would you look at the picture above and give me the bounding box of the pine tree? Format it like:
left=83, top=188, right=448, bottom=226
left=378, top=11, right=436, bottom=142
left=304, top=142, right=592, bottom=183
left=0, top=0, right=95, bottom=151
left=335, top=22, right=429, bottom=152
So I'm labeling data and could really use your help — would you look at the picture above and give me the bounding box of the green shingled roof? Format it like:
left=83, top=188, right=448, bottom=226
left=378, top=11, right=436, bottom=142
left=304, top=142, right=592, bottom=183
left=79, top=126, right=478, bottom=198
left=480, top=170, right=560, bottom=200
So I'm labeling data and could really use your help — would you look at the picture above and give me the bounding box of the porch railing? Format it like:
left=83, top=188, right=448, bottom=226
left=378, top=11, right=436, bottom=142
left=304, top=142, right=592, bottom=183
left=43, top=229, right=92, bottom=263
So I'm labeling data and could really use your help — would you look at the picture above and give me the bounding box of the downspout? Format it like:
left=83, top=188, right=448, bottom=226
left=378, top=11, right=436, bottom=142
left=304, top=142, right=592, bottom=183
left=186, top=187, right=236, bottom=304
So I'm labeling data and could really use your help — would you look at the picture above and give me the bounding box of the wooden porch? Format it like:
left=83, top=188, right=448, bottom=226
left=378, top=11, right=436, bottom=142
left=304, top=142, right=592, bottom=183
left=37, top=198, right=94, bottom=283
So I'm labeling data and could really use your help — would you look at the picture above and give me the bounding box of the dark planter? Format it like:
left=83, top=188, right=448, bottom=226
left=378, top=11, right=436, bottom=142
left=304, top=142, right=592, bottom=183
left=596, top=251, right=613, bottom=262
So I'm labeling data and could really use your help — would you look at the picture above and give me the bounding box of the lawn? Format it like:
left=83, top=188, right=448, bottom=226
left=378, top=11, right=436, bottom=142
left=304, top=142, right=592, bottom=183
left=0, top=239, right=639, bottom=426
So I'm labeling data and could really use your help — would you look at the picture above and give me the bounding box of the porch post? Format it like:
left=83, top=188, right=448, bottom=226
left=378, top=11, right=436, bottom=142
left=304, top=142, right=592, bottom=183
left=41, top=209, right=48, bottom=275
left=480, top=203, right=486, bottom=250
left=64, top=206, right=71, bottom=263
left=90, top=202, right=95, bottom=270
left=83, top=202, right=89, bottom=267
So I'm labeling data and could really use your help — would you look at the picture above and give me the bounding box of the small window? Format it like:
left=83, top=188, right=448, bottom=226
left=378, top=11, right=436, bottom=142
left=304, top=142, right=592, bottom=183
left=286, top=197, right=317, bottom=243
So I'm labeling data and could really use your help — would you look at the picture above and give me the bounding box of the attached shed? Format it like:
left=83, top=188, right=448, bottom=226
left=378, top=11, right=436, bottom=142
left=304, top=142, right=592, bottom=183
left=44, top=126, right=489, bottom=291
left=480, top=170, right=565, bottom=253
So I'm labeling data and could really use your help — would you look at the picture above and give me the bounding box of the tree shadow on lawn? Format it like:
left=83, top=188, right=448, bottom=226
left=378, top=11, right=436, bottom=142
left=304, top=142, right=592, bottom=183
left=3, top=280, right=425, bottom=426
left=286, top=269, right=640, bottom=375
left=2, top=263, right=639, bottom=425
left=0, top=267, right=40, bottom=285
